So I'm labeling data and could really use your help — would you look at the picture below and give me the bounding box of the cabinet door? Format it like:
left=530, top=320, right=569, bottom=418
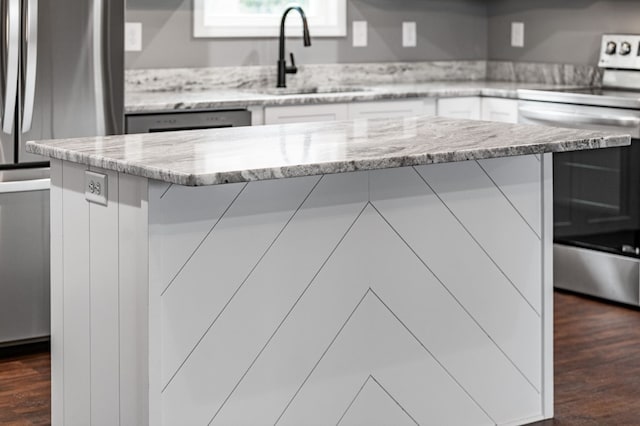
left=481, top=98, right=518, bottom=123
left=264, top=104, right=349, bottom=125
left=0, top=184, right=50, bottom=343
left=348, top=99, right=434, bottom=120
left=437, top=97, right=481, bottom=120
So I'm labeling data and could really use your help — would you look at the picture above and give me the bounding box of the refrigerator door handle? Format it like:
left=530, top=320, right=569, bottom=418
left=2, top=0, right=19, bottom=135
left=93, top=0, right=106, bottom=136
left=21, top=0, right=38, bottom=134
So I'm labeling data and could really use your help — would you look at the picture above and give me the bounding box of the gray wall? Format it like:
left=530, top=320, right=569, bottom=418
left=487, top=0, right=640, bottom=65
left=126, top=0, right=640, bottom=69
left=125, top=0, right=488, bottom=69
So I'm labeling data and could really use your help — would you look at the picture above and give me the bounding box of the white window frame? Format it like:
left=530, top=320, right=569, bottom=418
left=193, top=0, right=346, bottom=38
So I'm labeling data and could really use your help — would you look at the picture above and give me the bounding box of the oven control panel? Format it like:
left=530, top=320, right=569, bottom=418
left=599, top=34, right=640, bottom=70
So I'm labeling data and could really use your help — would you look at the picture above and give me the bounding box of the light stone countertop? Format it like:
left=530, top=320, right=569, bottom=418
left=124, top=81, right=583, bottom=114
left=27, top=116, right=629, bottom=186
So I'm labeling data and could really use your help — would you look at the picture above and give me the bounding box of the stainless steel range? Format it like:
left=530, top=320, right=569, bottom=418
left=518, top=34, right=640, bottom=306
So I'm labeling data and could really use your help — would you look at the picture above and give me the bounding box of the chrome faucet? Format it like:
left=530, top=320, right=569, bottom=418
left=277, top=5, right=311, bottom=88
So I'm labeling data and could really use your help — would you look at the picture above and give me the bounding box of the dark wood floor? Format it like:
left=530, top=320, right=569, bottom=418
left=1, top=291, right=640, bottom=425
left=530, top=291, right=640, bottom=425
left=0, top=347, right=50, bottom=426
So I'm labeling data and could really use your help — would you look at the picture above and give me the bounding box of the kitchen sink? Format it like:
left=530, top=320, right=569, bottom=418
left=256, top=86, right=370, bottom=96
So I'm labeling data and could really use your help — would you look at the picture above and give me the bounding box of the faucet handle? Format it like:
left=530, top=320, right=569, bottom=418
left=287, top=52, right=298, bottom=74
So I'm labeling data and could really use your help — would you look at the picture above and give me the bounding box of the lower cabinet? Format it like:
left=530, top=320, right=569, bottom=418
left=436, top=97, right=482, bottom=120
left=481, top=98, right=519, bottom=123
left=263, top=97, right=518, bottom=126
left=438, top=97, right=518, bottom=124
left=264, top=103, right=349, bottom=124
left=349, top=99, right=436, bottom=120
left=264, top=99, right=436, bottom=125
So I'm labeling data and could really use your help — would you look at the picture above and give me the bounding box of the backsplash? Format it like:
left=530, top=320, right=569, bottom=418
left=487, top=62, right=603, bottom=86
left=125, top=61, right=487, bottom=93
left=125, top=60, right=601, bottom=93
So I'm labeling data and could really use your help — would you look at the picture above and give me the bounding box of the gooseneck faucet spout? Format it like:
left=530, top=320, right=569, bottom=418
left=277, top=6, right=311, bottom=88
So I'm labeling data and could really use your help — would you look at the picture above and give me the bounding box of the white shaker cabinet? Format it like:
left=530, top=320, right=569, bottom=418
left=348, top=99, right=435, bottom=119
left=481, top=98, right=519, bottom=124
left=264, top=97, right=517, bottom=126
left=264, top=103, right=349, bottom=124
left=437, top=97, right=482, bottom=120
left=264, top=99, right=436, bottom=125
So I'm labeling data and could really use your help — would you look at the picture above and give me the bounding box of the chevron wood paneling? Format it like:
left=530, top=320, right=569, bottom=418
left=277, top=289, right=493, bottom=426
left=478, top=156, right=542, bottom=238
left=149, top=156, right=549, bottom=426
left=416, top=161, right=542, bottom=313
left=337, top=376, right=418, bottom=426
left=157, top=176, right=321, bottom=386
left=210, top=204, right=537, bottom=425
left=370, top=165, right=542, bottom=392
left=149, top=180, right=246, bottom=294
left=156, top=172, right=370, bottom=426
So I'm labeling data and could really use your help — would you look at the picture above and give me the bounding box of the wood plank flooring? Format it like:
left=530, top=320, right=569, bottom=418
left=0, top=347, right=50, bottom=426
left=530, top=290, right=640, bottom=425
left=0, top=291, right=639, bottom=425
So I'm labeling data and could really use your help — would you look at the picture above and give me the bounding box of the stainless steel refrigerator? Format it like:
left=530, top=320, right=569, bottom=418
left=0, top=0, right=123, bottom=346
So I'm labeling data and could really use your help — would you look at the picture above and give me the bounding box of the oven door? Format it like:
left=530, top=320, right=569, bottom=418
left=519, top=100, right=640, bottom=257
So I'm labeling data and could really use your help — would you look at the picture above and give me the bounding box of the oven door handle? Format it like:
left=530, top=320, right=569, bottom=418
left=519, top=106, right=640, bottom=128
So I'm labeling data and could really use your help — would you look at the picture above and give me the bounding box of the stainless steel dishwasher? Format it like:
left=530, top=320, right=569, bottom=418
left=126, top=109, right=252, bottom=134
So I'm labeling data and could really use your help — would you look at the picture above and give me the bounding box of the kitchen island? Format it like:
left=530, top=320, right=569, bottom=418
left=27, top=116, right=629, bottom=426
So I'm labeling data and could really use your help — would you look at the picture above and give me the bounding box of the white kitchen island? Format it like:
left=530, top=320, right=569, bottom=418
left=27, top=116, right=629, bottom=426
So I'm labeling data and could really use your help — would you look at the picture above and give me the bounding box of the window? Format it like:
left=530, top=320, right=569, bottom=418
left=193, top=0, right=346, bottom=38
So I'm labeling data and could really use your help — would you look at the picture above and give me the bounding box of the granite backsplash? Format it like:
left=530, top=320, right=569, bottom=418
left=125, top=60, right=602, bottom=94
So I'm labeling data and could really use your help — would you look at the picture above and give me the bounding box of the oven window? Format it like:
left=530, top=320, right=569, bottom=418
left=554, top=140, right=640, bottom=257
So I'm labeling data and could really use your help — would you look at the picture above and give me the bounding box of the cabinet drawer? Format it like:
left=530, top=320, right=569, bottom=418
left=437, top=97, right=481, bottom=120
left=481, top=98, right=518, bottom=123
left=349, top=99, right=434, bottom=119
left=264, top=104, right=349, bottom=125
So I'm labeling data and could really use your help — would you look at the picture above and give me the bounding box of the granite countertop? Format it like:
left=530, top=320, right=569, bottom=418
left=27, top=116, right=629, bottom=186
left=124, top=81, right=583, bottom=114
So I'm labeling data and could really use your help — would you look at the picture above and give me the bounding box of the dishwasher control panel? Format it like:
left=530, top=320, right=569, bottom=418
left=126, top=109, right=252, bottom=134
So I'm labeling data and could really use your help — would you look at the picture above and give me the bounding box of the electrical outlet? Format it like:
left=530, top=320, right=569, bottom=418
left=125, top=22, right=143, bottom=52
left=403, top=22, right=417, bottom=47
left=352, top=21, right=368, bottom=47
left=511, top=22, right=524, bottom=48
left=85, top=171, right=108, bottom=206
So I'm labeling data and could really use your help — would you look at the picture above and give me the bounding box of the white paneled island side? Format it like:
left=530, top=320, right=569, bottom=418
left=27, top=116, right=629, bottom=426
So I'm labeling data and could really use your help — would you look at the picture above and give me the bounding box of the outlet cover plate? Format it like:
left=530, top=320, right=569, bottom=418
left=403, top=22, right=417, bottom=47
left=85, top=171, right=108, bottom=206
left=353, top=21, right=368, bottom=47
left=511, top=22, right=524, bottom=48
left=125, top=22, right=143, bottom=52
